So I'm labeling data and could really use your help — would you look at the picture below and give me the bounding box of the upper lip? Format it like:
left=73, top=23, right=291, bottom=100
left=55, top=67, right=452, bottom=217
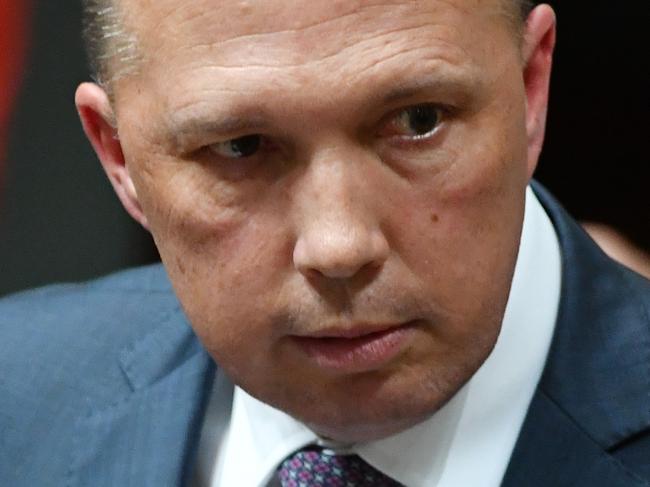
left=295, top=321, right=411, bottom=339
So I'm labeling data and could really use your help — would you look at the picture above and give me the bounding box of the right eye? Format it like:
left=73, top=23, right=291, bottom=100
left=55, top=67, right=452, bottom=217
left=208, top=135, right=262, bottom=159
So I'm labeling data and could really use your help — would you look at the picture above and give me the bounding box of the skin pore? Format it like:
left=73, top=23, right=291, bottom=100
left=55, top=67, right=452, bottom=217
left=76, top=0, right=556, bottom=442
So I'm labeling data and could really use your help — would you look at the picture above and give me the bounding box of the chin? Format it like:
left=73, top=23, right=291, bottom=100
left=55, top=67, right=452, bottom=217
left=289, top=366, right=474, bottom=443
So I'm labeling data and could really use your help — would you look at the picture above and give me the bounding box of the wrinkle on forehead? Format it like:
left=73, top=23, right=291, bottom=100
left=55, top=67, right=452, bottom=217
left=151, top=29, right=484, bottom=137
left=123, top=0, right=514, bottom=59
left=114, top=0, right=520, bottom=125
left=109, top=0, right=523, bottom=101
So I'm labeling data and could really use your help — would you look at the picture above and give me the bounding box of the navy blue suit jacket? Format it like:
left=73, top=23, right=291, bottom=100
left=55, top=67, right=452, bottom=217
left=1, top=185, right=649, bottom=486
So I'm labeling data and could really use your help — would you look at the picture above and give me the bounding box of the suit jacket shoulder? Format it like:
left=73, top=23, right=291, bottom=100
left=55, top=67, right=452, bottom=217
left=0, top=264, right=210, bottom=486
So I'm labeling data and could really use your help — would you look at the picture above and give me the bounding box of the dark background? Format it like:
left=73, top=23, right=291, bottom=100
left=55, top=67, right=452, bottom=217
left=0, top=1, right=648, bottom=296
left=535, top=2, right=649, bottom=250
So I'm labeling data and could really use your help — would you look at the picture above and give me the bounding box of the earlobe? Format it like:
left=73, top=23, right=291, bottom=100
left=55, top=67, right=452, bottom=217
left=522, top=5, right=557, bottom=179
left=75, top=82, right=149, bottom=230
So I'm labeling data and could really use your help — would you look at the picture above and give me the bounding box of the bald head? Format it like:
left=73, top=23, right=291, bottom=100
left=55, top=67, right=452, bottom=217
left=81, top=0, right=535, bottom=90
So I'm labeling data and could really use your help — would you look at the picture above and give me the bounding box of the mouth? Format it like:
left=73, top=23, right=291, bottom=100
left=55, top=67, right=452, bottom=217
left=291, top=321, right=418, bottom=373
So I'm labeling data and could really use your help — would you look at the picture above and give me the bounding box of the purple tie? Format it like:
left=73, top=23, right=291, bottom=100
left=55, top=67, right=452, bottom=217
left=277, top=445, right=403, bottom=487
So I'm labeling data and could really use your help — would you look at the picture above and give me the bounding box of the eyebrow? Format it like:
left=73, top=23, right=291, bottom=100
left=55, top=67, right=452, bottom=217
left=164, top=67, right=480, bottom=149
left=379, top=69, right=480, bottom=106
left=165, top=112, right=270, bottom=151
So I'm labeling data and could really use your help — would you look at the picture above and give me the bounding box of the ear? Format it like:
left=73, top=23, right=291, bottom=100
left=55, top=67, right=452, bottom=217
left=521, top=5, right=556, bottom=179
left=75, top=82, right=149, bottom=230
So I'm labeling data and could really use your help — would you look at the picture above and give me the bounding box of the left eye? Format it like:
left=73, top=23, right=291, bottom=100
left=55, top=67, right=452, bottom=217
left=209, top=135, right=262, bottom=159
left=389, top=105, right=443, bottom=139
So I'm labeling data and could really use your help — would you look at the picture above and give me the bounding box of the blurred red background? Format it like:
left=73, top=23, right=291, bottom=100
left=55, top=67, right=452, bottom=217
left=0, top=1, right=31, bottom=187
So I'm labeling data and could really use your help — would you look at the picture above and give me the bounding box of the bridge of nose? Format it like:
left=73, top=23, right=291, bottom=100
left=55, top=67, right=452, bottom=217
left=290, top=147, right=390, bottom=280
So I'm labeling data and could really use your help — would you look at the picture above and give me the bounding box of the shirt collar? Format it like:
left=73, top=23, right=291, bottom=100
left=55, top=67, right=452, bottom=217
left=219, top=186, right=562, bottom=487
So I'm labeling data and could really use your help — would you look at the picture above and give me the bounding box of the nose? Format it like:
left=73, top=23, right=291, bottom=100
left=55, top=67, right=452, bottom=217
left=292, top=153, right=389, bottom=280
left=293, top=221, right=389, bottom=279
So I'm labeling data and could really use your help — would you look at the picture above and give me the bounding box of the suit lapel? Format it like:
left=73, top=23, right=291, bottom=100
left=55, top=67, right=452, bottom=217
left=68, top=305, right=215, bottom=487
left=503, top=183, right=650, bottom=486
left=502, top=390, right=646, bottom=487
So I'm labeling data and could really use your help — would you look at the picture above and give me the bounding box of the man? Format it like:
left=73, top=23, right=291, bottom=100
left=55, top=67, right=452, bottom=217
left=1, top=0, right=648, bottom=486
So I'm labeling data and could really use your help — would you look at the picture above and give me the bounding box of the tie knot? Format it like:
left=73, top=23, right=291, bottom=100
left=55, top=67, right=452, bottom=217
left=277, top=446, right=403, bottom=487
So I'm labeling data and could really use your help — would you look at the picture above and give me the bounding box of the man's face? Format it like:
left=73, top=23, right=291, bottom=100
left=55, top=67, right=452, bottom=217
left=110, top=0, right=535, bottom=441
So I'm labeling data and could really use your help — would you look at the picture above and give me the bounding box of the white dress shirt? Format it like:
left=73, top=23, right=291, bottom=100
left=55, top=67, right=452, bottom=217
left=191, top=186, right=562, bottom=487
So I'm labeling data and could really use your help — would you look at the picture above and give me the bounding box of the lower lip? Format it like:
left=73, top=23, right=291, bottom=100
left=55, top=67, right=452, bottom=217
left=292, top=323, right=416, bottom=373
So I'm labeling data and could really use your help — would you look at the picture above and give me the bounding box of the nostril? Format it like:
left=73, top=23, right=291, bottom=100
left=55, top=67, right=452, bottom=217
left=317, top=260, right=368, bottom=279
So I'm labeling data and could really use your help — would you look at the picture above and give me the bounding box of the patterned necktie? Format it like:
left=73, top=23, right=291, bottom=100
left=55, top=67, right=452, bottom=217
left=277, top=445, right=403, bottom=486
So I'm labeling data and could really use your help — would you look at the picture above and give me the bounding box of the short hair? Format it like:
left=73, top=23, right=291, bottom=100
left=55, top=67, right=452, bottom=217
left=81, top=0, right=140, bottom=87
left=81, top=0, right=536, bottom=90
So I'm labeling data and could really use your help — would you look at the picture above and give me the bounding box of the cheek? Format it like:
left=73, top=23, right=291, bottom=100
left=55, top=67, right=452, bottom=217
left=141, top=162, right=245, bottom=238
left=162, top=210, right=291, bottom=367
left=390, top=120, right=527, bottom=317
left=128, top=156, right=293, bottom=341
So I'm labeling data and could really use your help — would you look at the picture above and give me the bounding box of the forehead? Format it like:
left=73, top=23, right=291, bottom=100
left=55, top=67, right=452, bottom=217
left=127, top=0, right=509, bottom=55
left=124, top=0, right=512, bottom=64
left=117, top=0, right=517, bottom=121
